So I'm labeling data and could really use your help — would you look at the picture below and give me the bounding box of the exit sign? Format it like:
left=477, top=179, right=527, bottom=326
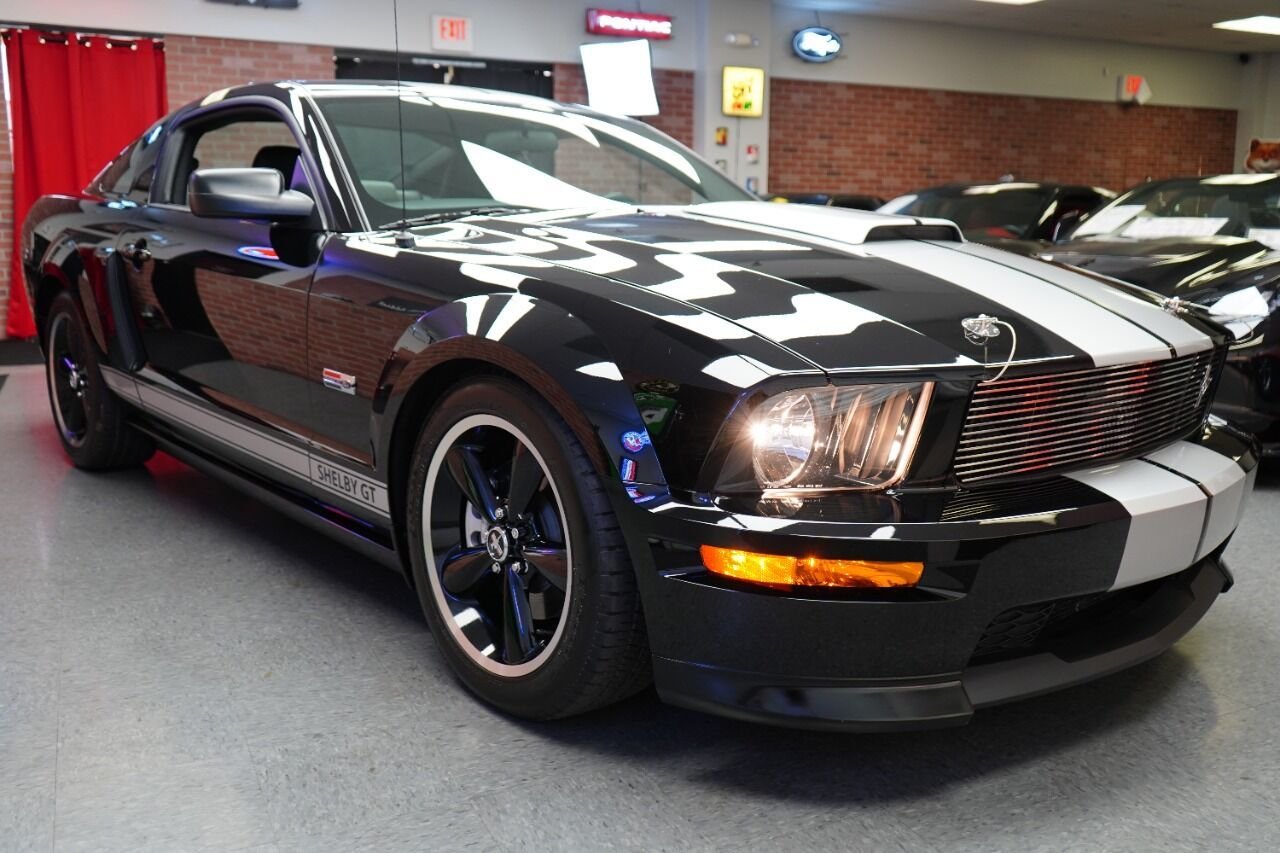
left=431, top=15, right=473, bottom=53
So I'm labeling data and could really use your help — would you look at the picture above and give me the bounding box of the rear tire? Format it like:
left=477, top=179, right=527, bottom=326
left=43, top=291, right=154, bottom=470
left=406, top=376, right=650, bottom=719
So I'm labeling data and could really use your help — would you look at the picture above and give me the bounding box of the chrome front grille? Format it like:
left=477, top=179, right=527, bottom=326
left=953, top=350, right=1221, bottom=483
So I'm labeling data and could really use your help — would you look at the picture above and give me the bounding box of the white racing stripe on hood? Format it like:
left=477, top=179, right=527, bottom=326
left=957, top=243, right=1214, bottom=358
left=863, top=241, right=1171, bottom=367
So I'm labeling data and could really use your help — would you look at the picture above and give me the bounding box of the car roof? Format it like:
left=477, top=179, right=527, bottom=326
left=1135, top=174, right=1280, bottom=187
left=181, top=79, right=575, bottom=114
left=909, top=181, right=1086, bottom=195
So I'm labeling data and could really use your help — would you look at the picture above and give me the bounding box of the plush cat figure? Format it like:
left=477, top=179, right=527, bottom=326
left=1245, top=138, right=1280, bottom=173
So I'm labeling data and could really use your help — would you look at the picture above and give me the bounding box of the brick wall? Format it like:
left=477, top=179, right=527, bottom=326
left=0, top=35, right=335, bottom=340
left=769, top=78, right=1238, bottom=198
left=552, top=63, right=694, bottom=148
left=164, top=36, right=335, bottom=110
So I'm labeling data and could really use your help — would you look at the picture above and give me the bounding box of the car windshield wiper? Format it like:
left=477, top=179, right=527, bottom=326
left=384, top=206, right=536, bottom=229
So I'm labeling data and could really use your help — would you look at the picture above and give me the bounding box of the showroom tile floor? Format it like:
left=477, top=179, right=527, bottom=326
left=2, top=363, right=1279, bottom=853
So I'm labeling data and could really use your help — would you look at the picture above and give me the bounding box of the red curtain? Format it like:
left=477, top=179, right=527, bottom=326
left=4, top=29, right=167, bottom=338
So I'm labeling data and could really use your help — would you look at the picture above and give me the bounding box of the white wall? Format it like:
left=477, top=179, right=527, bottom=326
left=771, top=9, right=1246, bottom=111
left=693, top=0, right=772, bottom=191
left=0, top=0, right=700, bottom=69
left=1235, top=53, right=1280, bottom=170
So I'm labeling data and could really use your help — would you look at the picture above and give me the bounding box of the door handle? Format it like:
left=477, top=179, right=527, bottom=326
left=121, top=240, right=151, bottom=267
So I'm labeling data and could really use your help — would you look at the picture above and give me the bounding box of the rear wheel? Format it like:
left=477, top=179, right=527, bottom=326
left=44, top=292, right=154, bottom=469
left=406, top=377, right=649, bottom=719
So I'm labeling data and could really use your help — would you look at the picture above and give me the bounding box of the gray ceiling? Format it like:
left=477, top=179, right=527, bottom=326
left=775, top=1, right=1280, bottom=53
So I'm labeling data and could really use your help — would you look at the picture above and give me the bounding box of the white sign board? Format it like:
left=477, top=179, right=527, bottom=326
left=431, top=15, right=474, bottom=53
left=579, top=39, right=659, bottom=117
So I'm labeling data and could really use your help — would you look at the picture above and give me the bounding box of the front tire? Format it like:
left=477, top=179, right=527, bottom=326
left=43, top=291, right=154, bottom=470
left=406, top=377, right=649, bottom=719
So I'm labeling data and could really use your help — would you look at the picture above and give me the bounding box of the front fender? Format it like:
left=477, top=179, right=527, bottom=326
left=376, top=293, right=668, bottom=491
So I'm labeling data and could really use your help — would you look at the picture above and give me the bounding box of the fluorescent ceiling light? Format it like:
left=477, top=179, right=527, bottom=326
left=971, top=1, right=1045, bottom=5
left=1214, top=16, right=1280, bottom=36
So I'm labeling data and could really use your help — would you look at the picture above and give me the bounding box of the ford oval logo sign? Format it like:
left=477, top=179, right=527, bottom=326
left=792, top=26, right=842, bottom=63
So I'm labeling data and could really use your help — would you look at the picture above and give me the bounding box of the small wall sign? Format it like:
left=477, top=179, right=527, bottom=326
left=792, top=26, right=842, bottom=63
left=431, top=15, right=473, bottom=53
left=586, top=9, right=674, bottom=40
left=722, top=65, right=765, bottom=117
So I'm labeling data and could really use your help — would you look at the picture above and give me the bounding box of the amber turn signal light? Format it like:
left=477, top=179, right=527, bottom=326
left=700, top=545, right=923, bottom=589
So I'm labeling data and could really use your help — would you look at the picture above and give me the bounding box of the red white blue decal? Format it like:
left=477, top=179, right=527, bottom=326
left=620, top=430, right=650, bottom=453
left=237, top=245, right=279, bottom=261
left=619, top=457, right=637, bottom=482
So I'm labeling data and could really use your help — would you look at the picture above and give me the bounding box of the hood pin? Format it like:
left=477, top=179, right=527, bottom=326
left=963, top=314, right=1018, bottom=382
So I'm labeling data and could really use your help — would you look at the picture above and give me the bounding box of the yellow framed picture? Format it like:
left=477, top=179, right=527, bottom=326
left=722, top=66, right=765, bottom=118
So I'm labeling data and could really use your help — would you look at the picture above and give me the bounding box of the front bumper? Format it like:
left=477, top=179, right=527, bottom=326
left=617, top=424, right=1257, bottom=731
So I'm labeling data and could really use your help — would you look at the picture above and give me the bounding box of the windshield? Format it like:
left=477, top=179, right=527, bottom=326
left=879, top=184, right=1054, bottom=239
left=1072, top=175, right=1280, bottom=245
left=316, top=91, right=752, bottom=227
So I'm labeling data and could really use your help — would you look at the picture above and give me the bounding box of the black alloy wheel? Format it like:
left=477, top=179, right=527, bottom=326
left=47, top=310, right=90, bottom=448
left=407, top=377, right=650, bottom=719
left=42, top=291, right=155, bottom=469
left=426, top=414, right=572, bottom=674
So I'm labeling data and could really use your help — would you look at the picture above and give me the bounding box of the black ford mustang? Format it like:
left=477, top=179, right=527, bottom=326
left=23, top=81, right=1257, bottom=730
left=1048, top=174, right=1280, bottom=451
left=878, top=180, right=1114, bottom=254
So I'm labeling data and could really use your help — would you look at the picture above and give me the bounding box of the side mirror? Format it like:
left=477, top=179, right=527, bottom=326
left=188, top=167, right=315, bottom=222
left=1051, top=209, right=1085, bottom=242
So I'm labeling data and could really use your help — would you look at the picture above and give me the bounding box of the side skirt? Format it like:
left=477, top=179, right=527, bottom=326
left=132, top=419, right=407, bottom=577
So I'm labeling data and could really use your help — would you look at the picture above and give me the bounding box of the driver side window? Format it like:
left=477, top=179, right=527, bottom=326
left=166, top=112, right=305, bottom=206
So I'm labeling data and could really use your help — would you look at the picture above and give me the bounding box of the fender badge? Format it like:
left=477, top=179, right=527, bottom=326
left=620, top=430, right=650, bottom=453
left=322, top=368, right=357, bottom=395
left=962, top=314, right=1001, bottom=345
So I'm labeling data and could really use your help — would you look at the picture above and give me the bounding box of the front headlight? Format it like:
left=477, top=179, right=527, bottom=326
left=713, top=381, right=933, bottom=494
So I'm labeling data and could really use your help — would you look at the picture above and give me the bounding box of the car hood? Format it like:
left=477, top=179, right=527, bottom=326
left=412, top=202, right=1218, bottom=375
left=1045, top=236, right=1273, bottom=296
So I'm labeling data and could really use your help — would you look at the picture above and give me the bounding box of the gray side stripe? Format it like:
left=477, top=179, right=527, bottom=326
left=139, top=382, right=311, bottom=477
left=99, top=365, right=142, bottom=405
left=103, top=367, right=389, bottom=517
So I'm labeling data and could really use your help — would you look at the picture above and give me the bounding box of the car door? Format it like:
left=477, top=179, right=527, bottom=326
left=118, top=102, right=328, bottom=481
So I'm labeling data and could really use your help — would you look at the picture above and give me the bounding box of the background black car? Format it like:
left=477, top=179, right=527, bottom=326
left=1048, top=174, right=1280, bottom=450
left=765, top=192, right=886, bottom=211
left=879, top=180, right=1115, bottom=254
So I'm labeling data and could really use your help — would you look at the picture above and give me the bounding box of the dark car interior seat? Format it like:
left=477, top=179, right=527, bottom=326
left=252, top=145, right=311, bottom=196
